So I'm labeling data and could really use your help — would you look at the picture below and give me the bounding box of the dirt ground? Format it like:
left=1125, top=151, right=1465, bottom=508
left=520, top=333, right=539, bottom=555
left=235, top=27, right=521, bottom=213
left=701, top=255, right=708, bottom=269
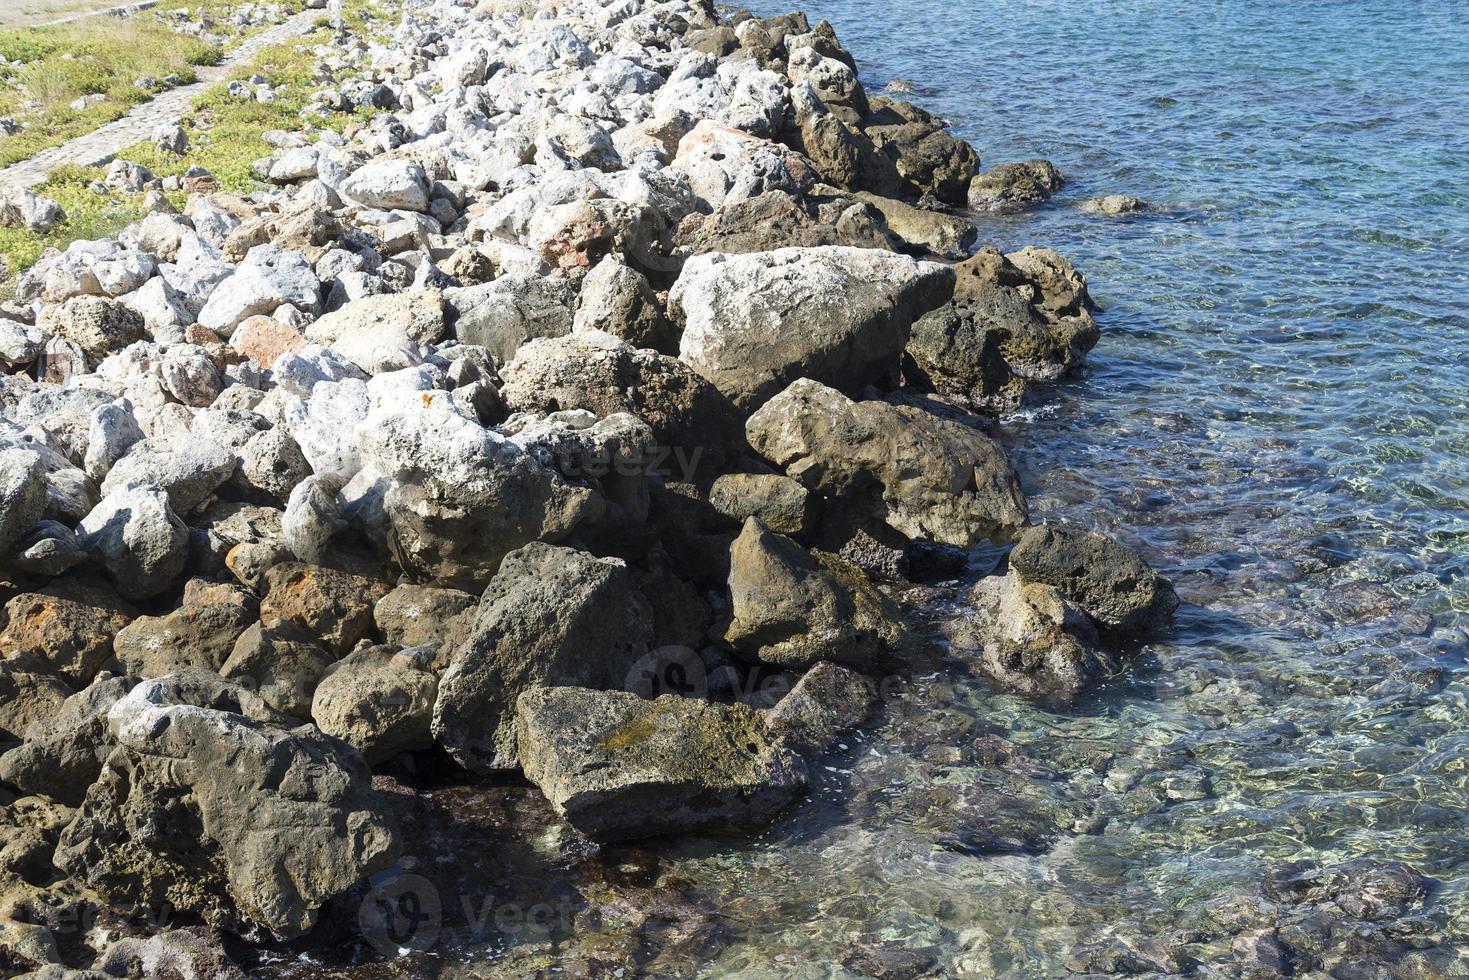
left=0, top=0, right=133, bottom=29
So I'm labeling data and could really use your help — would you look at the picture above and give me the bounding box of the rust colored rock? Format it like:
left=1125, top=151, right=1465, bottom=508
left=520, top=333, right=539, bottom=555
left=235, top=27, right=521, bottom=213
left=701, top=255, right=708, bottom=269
left=259, top=562, right=390, bottom=656
left=229, top=314, right=306, bottom=369
left=0, top=581, right=135, bottom=686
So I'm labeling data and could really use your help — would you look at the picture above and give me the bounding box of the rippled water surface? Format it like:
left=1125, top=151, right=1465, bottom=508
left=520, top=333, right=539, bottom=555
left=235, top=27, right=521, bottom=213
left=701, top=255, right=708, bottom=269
left=675, top=0, right=1468, bottom=973
left=298, top=2, right=1469, bottom=975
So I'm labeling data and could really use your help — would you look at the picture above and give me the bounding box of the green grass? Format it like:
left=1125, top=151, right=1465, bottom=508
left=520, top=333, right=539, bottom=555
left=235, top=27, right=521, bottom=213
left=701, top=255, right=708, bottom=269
left=0, top=0, right=388, bottom=278
left=0, top=0, right=306, bottom=169
left=0, top=163, right=151, bottom=272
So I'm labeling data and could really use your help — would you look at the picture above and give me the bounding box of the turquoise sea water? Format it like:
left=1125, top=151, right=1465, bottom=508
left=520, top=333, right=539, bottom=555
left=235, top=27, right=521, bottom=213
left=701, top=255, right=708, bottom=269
left=269, top=3, right=1469, bottom=975
left=687, top=0, right=1469, bottom=973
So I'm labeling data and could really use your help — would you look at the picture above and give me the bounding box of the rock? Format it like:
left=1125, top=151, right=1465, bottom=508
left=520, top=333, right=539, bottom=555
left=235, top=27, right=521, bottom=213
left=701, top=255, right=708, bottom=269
left=77, top=488, right=189, bottom=600
left=0, top=448, right=46, bottom=555
left=219, top=620, right=335, bottom=719
left=281, top=474, right=345, bottom=563
left=303, top=289, right=446, bottom=373
left=359, top=409, right=597, bottom=589
left=0, top=186, right=64, bottom=233
left=238, top=427, right=311, bottom=502
left=905, top=246, right=1097, bottom=410
left=516, top=687, right=807, bottom=841
left=198, top=245, right=321, bottom=336
left=0, top=660, right=72, bottom=743
left=680, top=190, right=879, bottom=258
left=1080, top=194, right=1148, bottom=215
left=311, top=646, right=438, bottom=764
left=54, top=681, right=400, bottom=938
left=764, top=661, right=877, bottom=753
left=0, top=583, right=134, bottom=686
left=92, top=929, right=246, bottom=980
left=708, top=472, right=811, bottom=536
left=967, top=159, right=1064, bottom=212
left=100, top=439, right=236, bottom=515
left=7, top=520, right=86, bottom=577
left=160, top=344, right=225, bottom=407
left=37, top=296, right=145, bottom=363
left=259, top=562, right=389, bottom=656
left=860, top=97, right=980, bottom=203
left=672, top=246, right=954, bottom=411
left=372, top=583, right=476, bottom=667
left=853, top=192, right=976, bottom=259
left=746, top=379, right=1029, bottom=547
left=0, top=317, right=43, bottom=367
left=723, top=518, right=898, bottom=670
left=152, top=123, right=189, bottom=154
left=573, top=253, right=675, bottom=352
left=1006, top=524, right=1179, bottom=635
left=949, top=570, right=1113, bottom=700
left=229, top=315, right=307, bottom=368
left=445, top=273, right=575, bottom=363
left=0, top=674, right=132, bottom=805
left=112, top=582, right=257, bottom=677
left=340, top=159, right=430, bottom=212
left=499, top=331, right=743, bottom=475
left=432, top=542, right=653, bottom=772
left=39, top=240, right=155, bottom=302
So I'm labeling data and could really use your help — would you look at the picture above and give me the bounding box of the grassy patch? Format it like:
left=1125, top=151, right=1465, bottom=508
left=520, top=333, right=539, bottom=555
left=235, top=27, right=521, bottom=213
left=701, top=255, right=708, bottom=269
left=0, top=0, right=388, bottom=277
left=0, top=0, right=306, bottom=168
left=0, top=163, right=151, bottom=270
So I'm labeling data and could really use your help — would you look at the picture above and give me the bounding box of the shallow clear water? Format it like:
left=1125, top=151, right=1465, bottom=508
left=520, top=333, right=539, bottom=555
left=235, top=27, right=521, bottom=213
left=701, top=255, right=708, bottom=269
left=277, top=2, right=1469, bottom=975
left=667, top=0, right=1469, bottom=973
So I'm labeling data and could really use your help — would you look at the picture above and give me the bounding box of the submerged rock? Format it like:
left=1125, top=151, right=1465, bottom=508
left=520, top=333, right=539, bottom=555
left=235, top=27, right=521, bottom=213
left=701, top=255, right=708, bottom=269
left=516, top=687, right=807, bottom=841
left=967, top=159, right=1064, bottom=212
left=1007, top=523, right=1179, bottom=636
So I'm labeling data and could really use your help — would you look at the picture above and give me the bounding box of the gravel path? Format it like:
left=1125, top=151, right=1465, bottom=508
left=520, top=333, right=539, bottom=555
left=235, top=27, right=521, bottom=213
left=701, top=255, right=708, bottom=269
left=0, top=8, right=320, bottom=190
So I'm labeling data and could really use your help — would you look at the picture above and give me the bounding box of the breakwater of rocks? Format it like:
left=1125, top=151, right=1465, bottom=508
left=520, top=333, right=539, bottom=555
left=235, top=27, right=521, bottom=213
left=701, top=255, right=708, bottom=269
left=0, top=0, right=1188, bottom=973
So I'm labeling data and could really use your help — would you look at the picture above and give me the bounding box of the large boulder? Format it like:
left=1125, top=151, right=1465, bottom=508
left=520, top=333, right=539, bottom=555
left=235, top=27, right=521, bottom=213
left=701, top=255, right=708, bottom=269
left=1006, top=524, right=1179, bottom=636
left=573, top=253, right=675, bottom=353
left=746, top=379, right=1028, bottom=547
left=54, top=681, right=400, bottom=938
left=77, top=487, right=190, bottom=601
left=37, top=296, right=145, bottom=364
left=258, top=562, right=389, bottom=657
left=0, top=448, right=47, bottom=555
left=0, top=582, right=134, bottom=686
left=858, top=97, right=980, bottom=204
left=948, top=570, right=1113, bottom=701
left=499, top=331, right=744, bottom=476
left=432, top=542, right=653, bottom=773
left=303, top=289, right=447, bottom=373
left=311, top=646, right=438, bottom=764
left=516, top=687, right=807, bottom=841
left=359, top=409, right=598, bottom=589
left=445, top=273, right=575, bottom=363
left=724, top=518, right=898, bottom=670
left=198, top=245, right=321, bottom=336
left=671, top=246, right=954, bottom=411
left=339, top=160, right=430, bottom=212
left=112, top=582, right=257, bottom=677
left=905, top=247, right=1098, bottom=411
left=672, top=190, right=894, bottom=257
left=967, top=159, right=1064, bottom=212
left=219, top=620, right=335, bottom=720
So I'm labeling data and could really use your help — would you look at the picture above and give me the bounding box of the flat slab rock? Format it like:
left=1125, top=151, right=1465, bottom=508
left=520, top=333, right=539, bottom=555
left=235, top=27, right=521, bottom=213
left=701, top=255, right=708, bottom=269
left=516, top=688, right=807, bottom=842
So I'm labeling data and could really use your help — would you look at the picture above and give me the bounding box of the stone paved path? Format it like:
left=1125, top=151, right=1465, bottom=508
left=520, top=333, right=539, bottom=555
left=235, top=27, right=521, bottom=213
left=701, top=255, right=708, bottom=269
left=0, top=8, right=320, bottom=190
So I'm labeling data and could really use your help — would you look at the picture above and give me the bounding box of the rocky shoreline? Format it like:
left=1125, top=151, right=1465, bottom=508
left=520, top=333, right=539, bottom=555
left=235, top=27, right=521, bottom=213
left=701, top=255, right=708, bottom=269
left=0, top=0, right=1188, bottom=974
